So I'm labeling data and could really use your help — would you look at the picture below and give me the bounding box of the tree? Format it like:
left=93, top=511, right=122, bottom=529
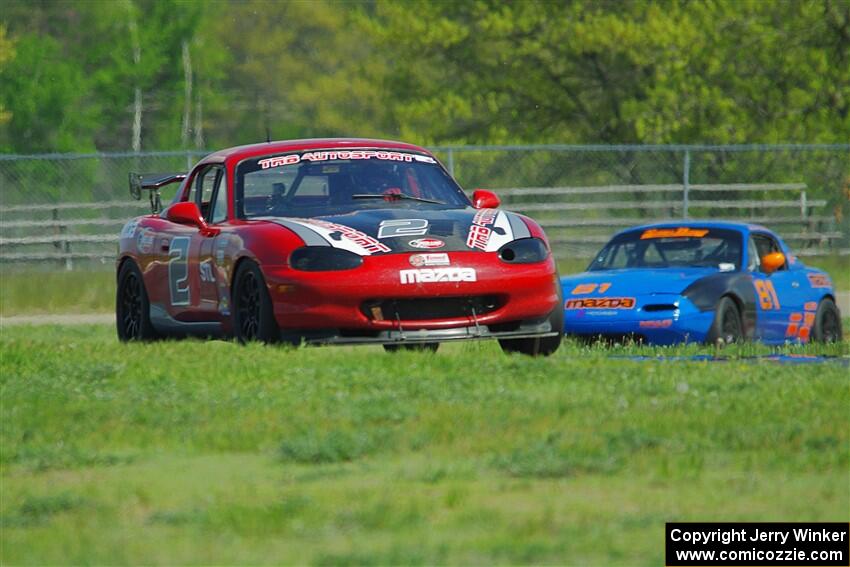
left=363, top=0, right=850, bottom=145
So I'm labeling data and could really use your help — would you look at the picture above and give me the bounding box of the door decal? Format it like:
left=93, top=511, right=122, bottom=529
left=754, top=279, right=780, bottom=310
left=168, top=236, right=191, bottom=306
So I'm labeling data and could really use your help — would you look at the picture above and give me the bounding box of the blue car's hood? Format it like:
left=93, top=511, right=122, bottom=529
left=561, top=267, right=725, bottom=296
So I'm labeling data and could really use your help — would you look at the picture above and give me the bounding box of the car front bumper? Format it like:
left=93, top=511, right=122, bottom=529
left=262, top=251, right=561, bottom=336
left=563, top=295, right=715, bottom=345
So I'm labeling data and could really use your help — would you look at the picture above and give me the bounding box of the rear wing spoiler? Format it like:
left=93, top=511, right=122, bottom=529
left=129, top=172, right=187, bottom=213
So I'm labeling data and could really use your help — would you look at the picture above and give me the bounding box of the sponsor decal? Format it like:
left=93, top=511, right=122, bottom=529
left=472, top=208, right=499, bottom=227
left=378, top=219, right=429, bottom=239
left=199, top=259, right=215, bottom=283
left=466, top=208, right=498, bottom=250
left=215, top=238, right=228, bottom=264
left=804, top=301, right=818, bottom=311
left=466, top=208, right=514, bottom=252
left=409, top=253, right=450, bottom=267
left=640, top=228, right=709, bottom=239
left=640, top=319, right=673, bottom=328
left=807, top=274, right=831, bottom=288
left=121, top=219, right=140, bottom=239
left=218, top=295, right=230, bottom=316
left=296, top=218, right=390, bottom=254
left=467, top=224, right=491, bottom=250
left=137, top=228, right=155, bottom=254
left=571, top=282, right=612, bottom=295
left=399, top=267, right=476, bottom=284
left=565, top=297, right=636, bottom=309
left=409, top=238, right=445, bottom=249
left=258, top=150, right=436, bottom=170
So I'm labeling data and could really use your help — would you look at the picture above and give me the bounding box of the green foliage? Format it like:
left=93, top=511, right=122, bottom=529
left=367, top=0, right=850, bottom=145
left=1, top=0, right=848, bottom=152
left=0, top=325, right=847, bottom=563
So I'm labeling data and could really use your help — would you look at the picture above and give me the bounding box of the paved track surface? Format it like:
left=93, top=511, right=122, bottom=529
left=2, top=293, right=849, bottom=327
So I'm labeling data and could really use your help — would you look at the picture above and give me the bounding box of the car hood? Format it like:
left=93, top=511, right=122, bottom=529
left=561, top=267, right=725, bottom=297
left=258, top=207, right=533, bottom=255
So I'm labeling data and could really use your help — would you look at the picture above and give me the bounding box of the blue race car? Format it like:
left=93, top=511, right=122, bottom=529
left=561, top=221, right=843, bottom=345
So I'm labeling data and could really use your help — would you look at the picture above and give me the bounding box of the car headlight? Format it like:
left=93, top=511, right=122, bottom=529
left=289, top=247, right=364, bottom=271
left=498, top=238, right=549, bottom=263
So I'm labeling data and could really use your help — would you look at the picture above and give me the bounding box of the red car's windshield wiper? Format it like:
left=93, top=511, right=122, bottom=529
left=351, top=193, right=445, bottom=205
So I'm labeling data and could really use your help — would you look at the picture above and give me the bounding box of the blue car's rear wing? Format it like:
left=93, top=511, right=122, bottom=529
left=129, top=172, right=187, bottom=213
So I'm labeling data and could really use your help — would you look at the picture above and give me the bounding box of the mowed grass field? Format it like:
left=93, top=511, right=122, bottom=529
left=1, top=324, right=848, bottom=565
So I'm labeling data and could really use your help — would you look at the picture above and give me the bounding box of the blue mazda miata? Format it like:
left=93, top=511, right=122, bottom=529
left=560, top=221, right=843, bottom=345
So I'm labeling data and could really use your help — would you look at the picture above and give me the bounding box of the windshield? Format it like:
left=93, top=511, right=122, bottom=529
left=235, top=150, right=469, bottom=218
left=588, top=227, right=743, bottom=271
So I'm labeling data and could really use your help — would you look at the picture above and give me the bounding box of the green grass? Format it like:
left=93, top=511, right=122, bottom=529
left=1, top=325, right=848, bottom=564
left=0, top=270, right=115, bottom=316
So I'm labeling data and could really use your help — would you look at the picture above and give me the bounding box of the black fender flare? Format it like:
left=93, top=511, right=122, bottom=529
left=682, top=273, right=757, bottom=340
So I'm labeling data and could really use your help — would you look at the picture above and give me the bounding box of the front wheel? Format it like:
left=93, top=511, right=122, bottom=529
left=499, top=307, right=564, bottom=357
left=812, top=298, right=842, bottom=343
left=233, top=261, right=279, bottom=344
left=116, top=260, right=159, bottom=342
left=706, top=296, right=743, bottom=346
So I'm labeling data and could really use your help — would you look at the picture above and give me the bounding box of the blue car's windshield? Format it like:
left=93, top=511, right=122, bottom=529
left=588, top=227, right=743, bottom=271
left=235, top=150, right=469, bottom=218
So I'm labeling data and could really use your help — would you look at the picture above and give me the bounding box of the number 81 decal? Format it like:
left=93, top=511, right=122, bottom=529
left=169, top=236, right=191, bottom=306
left=754, top=279, right=780, bottom=310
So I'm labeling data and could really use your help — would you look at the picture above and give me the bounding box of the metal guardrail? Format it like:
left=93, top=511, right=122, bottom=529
left=1, top=181, right=844, bottom=268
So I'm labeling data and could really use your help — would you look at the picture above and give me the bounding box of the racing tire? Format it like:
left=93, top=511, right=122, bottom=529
left=116, top=260, right=159, bottom=342
left=706, top=296, right=743, bottom=346
left=233, top=260, right=279, bottom=344
left=498, top=306, right=564, bottom=357
left=383, top=343, right=440, bottom=353
left=812, top=298, right=843, bottom=343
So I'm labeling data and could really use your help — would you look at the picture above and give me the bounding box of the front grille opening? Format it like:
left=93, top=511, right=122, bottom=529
left=643, top=304, right=677, bottom=312
left=363, top=295, right=503, bottom=321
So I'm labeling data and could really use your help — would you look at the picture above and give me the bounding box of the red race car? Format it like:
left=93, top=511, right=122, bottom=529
left=117, top=138, right=562, bottom=355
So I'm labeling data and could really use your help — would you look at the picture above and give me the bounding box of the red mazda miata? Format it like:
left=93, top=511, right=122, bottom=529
left=116, top=138, right=562, bottom=355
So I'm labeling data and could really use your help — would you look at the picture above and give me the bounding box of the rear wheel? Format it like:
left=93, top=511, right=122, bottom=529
left=706, top=296, right=743, bottom=346
left=812, top=298, right=842, bottom=343
left=383, top=343, right=439, bottom=353
left=233, top=261, right=279, bottom=344
left=116, top=260, right=158, bottom=342
left=499, top=306, right=564, bottom=357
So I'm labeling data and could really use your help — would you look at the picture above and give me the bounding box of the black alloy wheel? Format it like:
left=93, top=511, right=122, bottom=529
left=116, top=260, right=157, bottom=341
left=813, top=298, right=843, bottom=343
left=233, top=261, right=279, bottom=344
left=707, top=296, right=743, bottom=346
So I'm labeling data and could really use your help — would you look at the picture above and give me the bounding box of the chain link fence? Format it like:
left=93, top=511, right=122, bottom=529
left=1, top=144, right=848, bottom=269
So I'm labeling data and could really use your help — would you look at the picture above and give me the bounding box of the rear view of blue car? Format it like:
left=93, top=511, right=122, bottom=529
left=561, top=222, right=843, bottom=345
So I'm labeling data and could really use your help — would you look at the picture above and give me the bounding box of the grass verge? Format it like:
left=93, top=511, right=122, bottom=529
left=1, top=325, right=847, bottom=564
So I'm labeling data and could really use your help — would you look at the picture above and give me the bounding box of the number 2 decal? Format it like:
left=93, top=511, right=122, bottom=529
left=168, top=236, right=191, bottom=306
left=754, top=279, right=780, bottom=310
left=377, top=219, right=429, bottom=239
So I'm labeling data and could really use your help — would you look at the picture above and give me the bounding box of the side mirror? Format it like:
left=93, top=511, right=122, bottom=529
left=166, top=201, right=208, bottom=230
left=472, top=189, right=500, bottom=209
left=761, top=252, right=786, bottom=274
